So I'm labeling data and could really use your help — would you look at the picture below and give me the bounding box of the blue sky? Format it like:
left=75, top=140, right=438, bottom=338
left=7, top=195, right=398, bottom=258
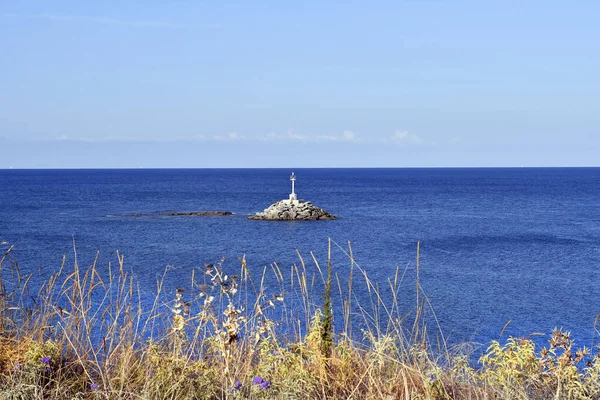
left=1, top=1, right=598, bottom=168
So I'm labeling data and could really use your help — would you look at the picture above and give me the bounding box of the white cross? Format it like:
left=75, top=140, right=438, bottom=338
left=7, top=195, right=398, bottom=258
left=290, top=172, right=296, bottom=196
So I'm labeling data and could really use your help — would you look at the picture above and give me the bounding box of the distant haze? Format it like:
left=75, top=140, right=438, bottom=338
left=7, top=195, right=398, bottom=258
left=1, top=1, right=598, bottom=168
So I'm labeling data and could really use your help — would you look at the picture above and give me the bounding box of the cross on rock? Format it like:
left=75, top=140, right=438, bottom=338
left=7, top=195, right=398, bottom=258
left=289, top=172, right=297, bottom=202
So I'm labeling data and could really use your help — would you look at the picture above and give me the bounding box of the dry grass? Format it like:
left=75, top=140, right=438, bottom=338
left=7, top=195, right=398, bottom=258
left=0, top=240, right=599, bottom=399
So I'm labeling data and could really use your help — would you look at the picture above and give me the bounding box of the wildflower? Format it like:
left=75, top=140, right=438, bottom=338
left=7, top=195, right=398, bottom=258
left=91, top=382, right=100, bottom=390
left=427, top=373, right=437, bottom=382
left=41, top=357, right=51, bottom=365
left=229, top=380, right=242, bottom=391
left=44, top=367, right=52, bottom=373
left=252, top=376, right=271, bottom=390
left=172, top=314, right=185, bottom=331
left=260, top=380, right=271, bottom=390
left=204, top=296, right=215, bottom=306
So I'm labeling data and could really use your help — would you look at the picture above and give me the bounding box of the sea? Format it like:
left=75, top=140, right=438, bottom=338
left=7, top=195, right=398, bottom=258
left=1, top=168, right=599, bottom=351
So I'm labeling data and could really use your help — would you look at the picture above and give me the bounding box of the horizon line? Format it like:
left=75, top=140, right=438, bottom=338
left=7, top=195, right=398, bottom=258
left=1, top=166, right=599, bottom=171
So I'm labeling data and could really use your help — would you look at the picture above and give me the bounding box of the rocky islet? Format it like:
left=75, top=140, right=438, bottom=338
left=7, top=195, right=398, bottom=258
left=248, top=199, right=338, bottom=221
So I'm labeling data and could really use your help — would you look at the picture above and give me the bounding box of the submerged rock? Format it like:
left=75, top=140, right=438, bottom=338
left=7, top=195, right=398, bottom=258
left=163, top=211, right=232, bottom=217
left=120, top=211, right=233, bottom=217
left=249, top=200, right=338, bottom=221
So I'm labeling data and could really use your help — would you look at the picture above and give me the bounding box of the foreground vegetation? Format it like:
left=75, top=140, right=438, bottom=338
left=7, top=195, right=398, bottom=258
left=1, top=240, right=599, bottom=399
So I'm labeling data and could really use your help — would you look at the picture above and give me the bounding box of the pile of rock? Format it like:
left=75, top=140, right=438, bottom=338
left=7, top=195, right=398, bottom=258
left=249, top=200, right=338, bottom=221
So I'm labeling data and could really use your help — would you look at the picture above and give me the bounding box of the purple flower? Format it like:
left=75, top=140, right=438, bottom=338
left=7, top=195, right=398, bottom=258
left=253, top=376, right=264, bottom=385
left=91, top=383, right=100, bottom=390
left=260, top=380, right=271, bottom=390
left=44, top=367, right=52, bottom=373
left=41, top=357, right=51, bottom=365
left=427, top=373, right=437, bottom=382
left=229, top=380, right=242, bottom=391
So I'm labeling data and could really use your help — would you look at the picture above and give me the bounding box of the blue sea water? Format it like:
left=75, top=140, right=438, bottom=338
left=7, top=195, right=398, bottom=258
left=1, top=168, right=599, bottom=349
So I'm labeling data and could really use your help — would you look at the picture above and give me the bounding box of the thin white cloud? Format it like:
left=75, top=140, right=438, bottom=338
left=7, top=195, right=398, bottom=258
left=261, top=130, right=361, bottom=143
left=261, top=132, right=307, bottom=142
left=212, top=132, right=246, bottom=142
left=44, top=131, right=363, bottom=144
left=341, top=130, right=359, bottom=142
left=388, top=130, right=424, bottom=145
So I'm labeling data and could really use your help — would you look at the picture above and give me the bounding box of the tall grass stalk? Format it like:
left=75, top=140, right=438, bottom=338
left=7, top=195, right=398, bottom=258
left=1, top=240, right=600, bottom=399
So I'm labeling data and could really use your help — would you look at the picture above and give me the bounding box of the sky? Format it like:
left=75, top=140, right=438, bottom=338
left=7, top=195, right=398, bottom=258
left=0, top=0, right=599, bottom=168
